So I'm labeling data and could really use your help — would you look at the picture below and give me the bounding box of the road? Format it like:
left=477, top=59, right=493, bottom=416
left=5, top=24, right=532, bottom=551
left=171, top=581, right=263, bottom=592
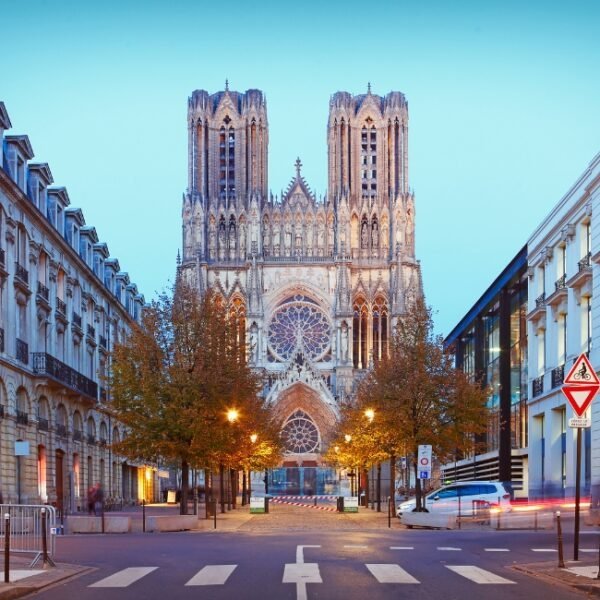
left=31, top=527, right=594, bottom=599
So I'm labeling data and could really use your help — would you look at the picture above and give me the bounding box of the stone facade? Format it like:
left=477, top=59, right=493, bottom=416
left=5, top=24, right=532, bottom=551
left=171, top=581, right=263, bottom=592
left=179, top=86, right=422, bottom=466
left=0, top=101, right=152, bottom=509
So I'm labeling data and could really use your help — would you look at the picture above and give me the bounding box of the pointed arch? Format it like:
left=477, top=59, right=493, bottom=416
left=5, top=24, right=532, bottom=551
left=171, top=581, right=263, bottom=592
left=228, top=295, right=246, bottom=348
left=353, top=295, right=369, bottom=369
left=372, top=294, right=389, bottom=361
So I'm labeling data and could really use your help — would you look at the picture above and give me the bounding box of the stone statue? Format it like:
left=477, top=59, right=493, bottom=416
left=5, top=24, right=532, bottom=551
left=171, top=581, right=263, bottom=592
left=208, top=222, right=216, bottom=259
left=306, top=224, right=313, bottom=253
left=372, top=220, right=379, bottom=247
left=361, top=221, right=368, bottom=248
left=405, top=209, right=414, bottom=249
left=284, top=221, right=292, bottom=248
left=262, top=224, right=270, bottom=252
left=239, top=222, right=247, bottom=257
left=273, top=223, right=281, bottom=253
left=341, top=323, right=349, bottom=362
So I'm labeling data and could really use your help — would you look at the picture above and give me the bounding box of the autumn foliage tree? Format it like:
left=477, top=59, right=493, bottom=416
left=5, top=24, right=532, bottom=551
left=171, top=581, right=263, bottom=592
left=108, top=278, right=281, bottom=514
left=331, top=298, right=489, bottom=511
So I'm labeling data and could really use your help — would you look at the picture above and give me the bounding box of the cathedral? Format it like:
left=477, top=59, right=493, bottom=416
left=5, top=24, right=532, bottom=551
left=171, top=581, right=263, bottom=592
left=180, top=84, right=422, bottom=490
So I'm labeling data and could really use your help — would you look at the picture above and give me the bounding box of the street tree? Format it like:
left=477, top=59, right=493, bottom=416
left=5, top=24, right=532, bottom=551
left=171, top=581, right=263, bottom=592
left=354, top=298, right=489, bottom=510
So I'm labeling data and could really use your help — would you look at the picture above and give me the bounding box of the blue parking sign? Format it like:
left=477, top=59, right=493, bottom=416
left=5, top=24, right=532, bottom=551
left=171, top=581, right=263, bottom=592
left=419, top=471, right=430, bottom=479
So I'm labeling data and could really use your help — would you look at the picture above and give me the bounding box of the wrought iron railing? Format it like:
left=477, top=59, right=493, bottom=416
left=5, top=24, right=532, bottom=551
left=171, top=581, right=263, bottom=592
left=37, top=281, right=49, bottom=301
left=73, top=430, right=83, bottom=442
left=535, top=293, right=546, bottom=308
left=0, top=327, right=4, bottom=353
left=554, top=274, right=567, bottom=291
left=14, top=262, right=29, bottom=285
left=16, top=338, right=29, bottom=364
left=532, top=375, right=544, bottom=398
left=37, top=417, right=49, bottom=431
left=16, top=410, right=28, bottom=425
left=0, top=247, right=5, bottom=265
left=578, top=252, right=592, bottom=272
left=99, top=335, right=107, bottom=349
left=31, top=352, right=98, bottom=399
left=56, top=424, right=67, bottom=438
left=56, top=297, right=67, bottom=315
left=87, top=434, right=96, bottom=445
left=551, top=364, right=565, bottom=388
left=87, top=324, right=95, bottom=338
left=72, top=312, right=82, bottom=328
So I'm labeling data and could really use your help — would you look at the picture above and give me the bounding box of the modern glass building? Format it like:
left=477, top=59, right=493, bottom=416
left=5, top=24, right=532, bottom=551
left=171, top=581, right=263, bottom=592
left=443, top=246, right=528, bottom=499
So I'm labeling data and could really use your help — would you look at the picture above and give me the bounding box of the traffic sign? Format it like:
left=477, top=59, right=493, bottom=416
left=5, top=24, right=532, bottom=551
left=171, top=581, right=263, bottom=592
left=419, top=471, right=430, bottom=479
left=564, top=353, right=600, bottom=385
left=562, top=384, right=599, bottom=417
left=417, top=445, right=432, bottom=480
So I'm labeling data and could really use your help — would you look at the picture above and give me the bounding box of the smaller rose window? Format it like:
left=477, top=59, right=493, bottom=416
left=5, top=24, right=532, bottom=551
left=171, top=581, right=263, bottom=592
left=281, top=410, right=320, bottom=454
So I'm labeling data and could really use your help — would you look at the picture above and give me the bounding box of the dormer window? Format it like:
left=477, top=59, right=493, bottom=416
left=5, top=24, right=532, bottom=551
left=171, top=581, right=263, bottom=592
left=17, top=156, right=25, bottom=189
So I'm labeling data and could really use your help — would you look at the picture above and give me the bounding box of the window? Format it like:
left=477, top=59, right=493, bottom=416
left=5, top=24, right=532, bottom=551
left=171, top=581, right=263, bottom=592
left=435, top=487, right=458, bottom=499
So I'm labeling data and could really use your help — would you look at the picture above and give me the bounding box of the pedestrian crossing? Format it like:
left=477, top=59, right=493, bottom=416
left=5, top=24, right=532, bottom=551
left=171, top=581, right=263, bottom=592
left=87, top=561, right=522, bottom=588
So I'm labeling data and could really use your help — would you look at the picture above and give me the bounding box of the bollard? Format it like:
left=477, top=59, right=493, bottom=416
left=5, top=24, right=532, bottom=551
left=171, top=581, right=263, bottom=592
left=142, top=499, right=146, bottom=533
left=557, top=511, right=565, bottom=568
left=41, top=509, right=48, bottom=565
left=388, top=496, right=391, bottom=528
left=314, top=497, right=317, bottom=507
left=534, top=510, right=538, bottom=532
left=213, top=501, right=217, bottom=530
left=597, top=533, right=600, bottom=580
left=4, top=513, right=10, bottom=583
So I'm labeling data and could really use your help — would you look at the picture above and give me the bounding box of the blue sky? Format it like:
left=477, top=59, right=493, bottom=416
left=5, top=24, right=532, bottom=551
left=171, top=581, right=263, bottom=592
left=2, top=0, right=599, bottom=335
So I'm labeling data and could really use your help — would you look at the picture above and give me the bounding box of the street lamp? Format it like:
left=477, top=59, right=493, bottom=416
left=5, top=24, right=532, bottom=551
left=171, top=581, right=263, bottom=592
left=227, top=408, right=239, bottom=423
left=250, top=433, right=258, bottom=444
left=344, top=434, right=352, bottom=443
left=364, top=408, right=375, bottom=423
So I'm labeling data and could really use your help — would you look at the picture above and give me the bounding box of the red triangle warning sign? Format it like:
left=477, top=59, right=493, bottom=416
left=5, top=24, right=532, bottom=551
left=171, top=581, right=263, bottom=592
left=564, top=353, right=600, bottom=385
left=562, top=384, right=599, bottom=416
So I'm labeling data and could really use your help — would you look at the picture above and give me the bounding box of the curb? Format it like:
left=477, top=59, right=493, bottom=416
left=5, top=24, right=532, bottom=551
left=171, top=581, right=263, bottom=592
left=513, top=561, right=600, bottom=597
left=0, top=564, right=92, bottom=600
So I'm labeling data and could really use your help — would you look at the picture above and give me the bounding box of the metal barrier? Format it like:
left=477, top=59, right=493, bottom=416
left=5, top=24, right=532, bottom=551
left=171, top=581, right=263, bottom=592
left=0, top=504, right=57, bottom=560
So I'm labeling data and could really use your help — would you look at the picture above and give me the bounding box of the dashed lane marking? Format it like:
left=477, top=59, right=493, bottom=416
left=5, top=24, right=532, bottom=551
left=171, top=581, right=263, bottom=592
left=344, top=545, right=368, bottom=549
left=484, top=548, right=510, bottom=552
left=531, top=548, right=557, bottom=552
left=446, top=565, right=516, bottom=584
left=366, top=564, right=420, bottom=584
left=185, top=565, right=237, bottom=586
left=390, top=546, right=414, bottom=550
left=437, top=547, right=462, bottom=551
left=89, top=567, right=158, bottom=588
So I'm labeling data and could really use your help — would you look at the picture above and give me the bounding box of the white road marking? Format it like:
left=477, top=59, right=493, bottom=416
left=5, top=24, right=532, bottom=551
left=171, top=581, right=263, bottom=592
left=6, top=570, right=45, bottom=582
left=580, top=549, right=599, bottom=553
left=390, top=546, right=414, bottom=550
left=446, top=565, right=516, bottom=584
left=366, top=563, right=420, bottom=584
left=185, top=565, right=237, bottom=586
left=485, top=548, right=510, bottom=552
left=286, top=545, right=322, bottom=600
left=532, top=548, right=557, bottom=552
left=437, top=546, right=462, bottom=551
left=89, top=567, right=158, bottom=588
left=344, top=545, right=368, bottom=549
left=566, top=566, right=599, bottom=578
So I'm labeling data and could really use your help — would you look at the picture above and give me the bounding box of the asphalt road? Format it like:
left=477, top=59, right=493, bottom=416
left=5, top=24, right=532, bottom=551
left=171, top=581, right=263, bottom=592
left=28, top=527, right=597, bottom=599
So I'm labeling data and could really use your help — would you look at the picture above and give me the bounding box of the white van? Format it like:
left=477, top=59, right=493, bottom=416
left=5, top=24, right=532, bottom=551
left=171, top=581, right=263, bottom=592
left=397, top=481, right=511, bottom=517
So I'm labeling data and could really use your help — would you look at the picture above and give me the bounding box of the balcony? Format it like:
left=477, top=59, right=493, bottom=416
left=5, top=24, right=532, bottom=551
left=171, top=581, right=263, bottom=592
left=56, top=297, right=67, bottom=316
left=16, top=410, right=28, bottom=425
left=567, top=252, right=593, bottom=296
left=551, top=364, right=565, bottom=389
left=546, top=275, right=568, bottom=317
left=72, top=312, right=82, bottom=329
left=31, top=352, right=98, bottom=400
left=14, top=262, right=29, bottom=285
left=56, top=424, right=67, bottom=438
left=0, top=247, right=4, bottom=266
left=99, top=335, right=107, bottom=350
left=99, top=386, right=108, bottom=402
left=527, top=292, right=546, bottom=323
left=16, top=338, right=29, bottom=364
left=37, top=417, right=49, bottom=431
left=87, top=434, right=96, bottom=445
left=87, top=324, right=95, bottom=338
left=37, top=281, right=49, bottom=302
left=0, top=327, right=4, bottom=353
left=73, top=430, right=83, bottom=442
left=532, top=375, right=544, bottom=398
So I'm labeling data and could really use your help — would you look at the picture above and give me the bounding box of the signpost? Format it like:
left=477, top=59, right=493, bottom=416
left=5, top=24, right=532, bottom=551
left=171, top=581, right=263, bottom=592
left=417, top=445, right=432, bottom=511
left=562, top=353, right=599, bottom=561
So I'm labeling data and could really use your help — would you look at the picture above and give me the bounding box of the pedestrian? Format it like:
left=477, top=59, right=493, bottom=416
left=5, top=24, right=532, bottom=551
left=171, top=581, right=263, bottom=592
left=94, top=482, right=104, bottom=516
left=87, top=484, right=96, bottom=515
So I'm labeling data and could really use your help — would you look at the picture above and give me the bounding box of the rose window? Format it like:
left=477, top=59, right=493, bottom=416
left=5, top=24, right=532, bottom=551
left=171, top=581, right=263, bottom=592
left=281, top=410, right=320, bottom=454
left=268, top=295, right=331, bottom=361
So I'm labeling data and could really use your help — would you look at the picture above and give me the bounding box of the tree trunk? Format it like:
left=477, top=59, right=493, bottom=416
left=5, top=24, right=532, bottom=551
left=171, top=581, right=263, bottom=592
left=231, top=469, right=237, bottom=508
left=247, top=469, right=252, bottom=503
left=205, top=469, right=211, bottom=519
left=180, top=460, right=189, bottom=515
left=376, top=462, right=382, bottom=512
left=219, top=463, right=225, bottom=513
left=241, top=470, right=247, bottom=506
left=389, top=453, right=396, bottom=504
left=362, top=467, right=369, bottom=508
left=414, top=460, right=424, bottom=511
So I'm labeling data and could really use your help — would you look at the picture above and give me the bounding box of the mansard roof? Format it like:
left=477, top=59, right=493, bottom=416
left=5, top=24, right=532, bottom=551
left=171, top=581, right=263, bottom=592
left=0, top=102, right=12, bottom=130
left=93, top=242, right=110, bottom=258
left=105, top=258, right=120, bottom=272
left=81, top=225, right=99, bottom=243
left=65, top=207, right=85, bottom=225
left=5, top=134, right=34, bottom=159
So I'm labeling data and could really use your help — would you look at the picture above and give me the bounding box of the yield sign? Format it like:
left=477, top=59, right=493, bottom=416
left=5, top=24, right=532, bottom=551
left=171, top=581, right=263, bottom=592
left=564, top=353, right=600, bottom=385
left=562, top=384, right=599, bottom=417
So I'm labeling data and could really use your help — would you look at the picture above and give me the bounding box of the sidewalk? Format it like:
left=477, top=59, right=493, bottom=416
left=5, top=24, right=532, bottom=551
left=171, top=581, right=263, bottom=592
left=515, top=559, right=600, bottom=597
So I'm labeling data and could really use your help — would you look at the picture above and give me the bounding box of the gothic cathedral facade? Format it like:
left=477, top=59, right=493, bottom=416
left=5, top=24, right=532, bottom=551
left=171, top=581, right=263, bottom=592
left=180, top=85, right=422, bottom=468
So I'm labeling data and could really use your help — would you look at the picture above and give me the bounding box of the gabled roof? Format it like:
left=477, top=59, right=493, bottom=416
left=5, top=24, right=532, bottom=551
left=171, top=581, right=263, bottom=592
left=105, top=258, right=120, bottom=272
left=65, top=207, right=85, bottom=226
left=48, top=187, right=71, bottom=207
left=80, top=226, right=99, bottom=244
left=5, top=134, right=34, bottom=159
left=28, top=163, right=54, bottom=186
left=282, top=158, right=316, bottom=208
left=93, top=242, right=110, bottom=258
left=0, top=102, right=12, bottom=130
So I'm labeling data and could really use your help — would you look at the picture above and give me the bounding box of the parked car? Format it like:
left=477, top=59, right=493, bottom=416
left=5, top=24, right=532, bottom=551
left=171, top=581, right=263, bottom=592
left=397, top=481, right=512, bottom=518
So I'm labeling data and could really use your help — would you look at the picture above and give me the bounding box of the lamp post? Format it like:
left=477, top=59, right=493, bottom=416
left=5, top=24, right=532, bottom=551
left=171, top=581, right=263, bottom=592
left=247, top=433, right=258, bottom=504
left=226, top=409, right=239, bottom=509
